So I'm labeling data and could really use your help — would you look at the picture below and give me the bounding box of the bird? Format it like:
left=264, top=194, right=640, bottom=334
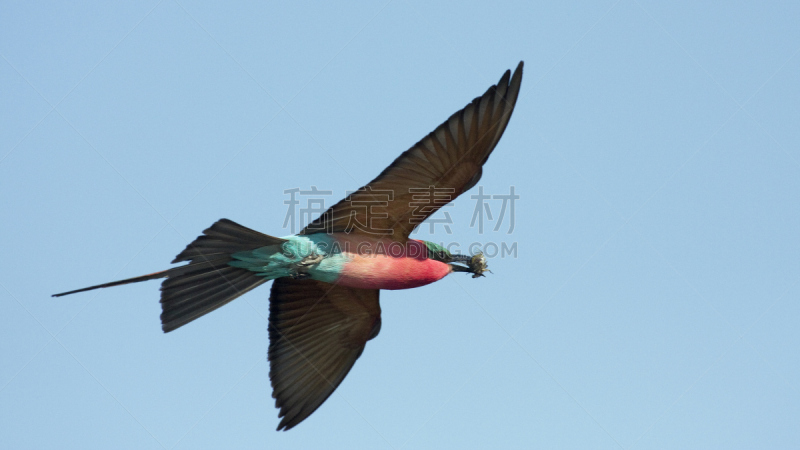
left=54, top=61, right=523, bottom=430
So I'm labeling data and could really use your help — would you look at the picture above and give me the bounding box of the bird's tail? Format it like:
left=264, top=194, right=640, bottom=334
left=53, top=219, right=287, bottom=332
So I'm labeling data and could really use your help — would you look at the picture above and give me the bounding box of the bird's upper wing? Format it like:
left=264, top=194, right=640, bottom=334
left=300, top=61, right=523, bottom=241
left=268, top=278, right=381, bottom=431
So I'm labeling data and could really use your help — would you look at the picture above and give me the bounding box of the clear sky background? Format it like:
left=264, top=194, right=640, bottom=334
left=2, top=1, right=799, bottom=449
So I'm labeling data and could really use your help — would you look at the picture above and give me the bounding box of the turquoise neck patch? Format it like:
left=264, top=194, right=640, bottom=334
left=423, top=241, right=451, bottom=262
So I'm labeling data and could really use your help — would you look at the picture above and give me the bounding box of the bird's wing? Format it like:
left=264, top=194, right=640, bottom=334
left=300, top=61, right=523, bottom=241
left=268, top=278, right=381, bottom=431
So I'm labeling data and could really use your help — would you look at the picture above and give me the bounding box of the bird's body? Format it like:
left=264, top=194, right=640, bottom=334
left=228, top=233, right=452, bottom=290
left=54, top=62, right=524, bottom=430
left=334, top=238, right=451, bottom=290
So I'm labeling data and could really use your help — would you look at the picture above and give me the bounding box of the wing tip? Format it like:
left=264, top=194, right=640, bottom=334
left=276, top=420, right=294, bottom=432
left=510, top=61, right=524, bottom=89
left=276, top=410, right=303, bottom=431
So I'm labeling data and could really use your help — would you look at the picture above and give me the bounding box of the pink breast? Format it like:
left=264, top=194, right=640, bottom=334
left=335, top=238, right=451, bottom=290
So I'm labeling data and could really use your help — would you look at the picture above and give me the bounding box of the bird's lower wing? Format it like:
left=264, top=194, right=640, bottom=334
left=268, top=278, right=381, bottom=431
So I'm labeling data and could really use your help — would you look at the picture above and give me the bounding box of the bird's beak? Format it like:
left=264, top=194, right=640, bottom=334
left=449, top=253, right=491, bottom=278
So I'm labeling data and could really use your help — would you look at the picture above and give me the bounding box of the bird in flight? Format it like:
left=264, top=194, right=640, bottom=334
left=54, top=61, right=523, bottom=430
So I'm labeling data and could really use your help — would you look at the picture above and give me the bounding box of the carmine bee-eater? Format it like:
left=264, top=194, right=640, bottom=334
left=55, top=61, right=523, bottom=430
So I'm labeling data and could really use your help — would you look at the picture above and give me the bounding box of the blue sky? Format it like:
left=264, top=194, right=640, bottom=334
left=2, top=1, right=799, bottom=448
